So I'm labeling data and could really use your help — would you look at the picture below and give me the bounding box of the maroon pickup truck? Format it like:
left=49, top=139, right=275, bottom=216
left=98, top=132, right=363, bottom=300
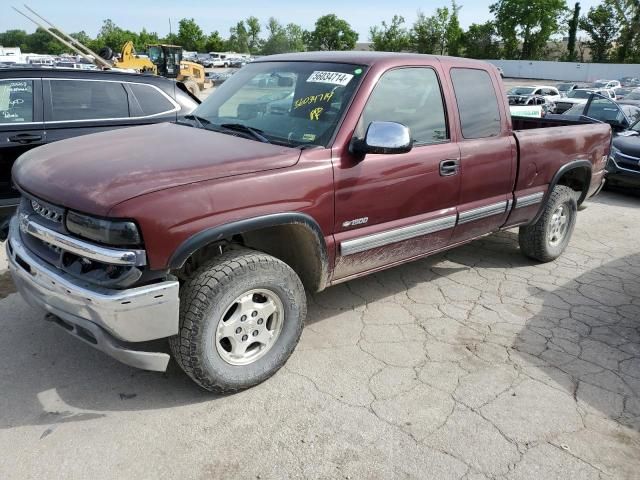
left=7, top=52, right=610, bottom=392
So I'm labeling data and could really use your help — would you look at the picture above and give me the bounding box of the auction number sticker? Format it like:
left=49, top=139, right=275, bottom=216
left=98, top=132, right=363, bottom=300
left=306, top=71, right=354, bottom=86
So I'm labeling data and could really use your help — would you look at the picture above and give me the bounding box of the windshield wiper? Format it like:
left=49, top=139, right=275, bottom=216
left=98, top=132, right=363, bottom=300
left=180, top=114, right=212, bottom=129
left=219, top=123, right=271, bottom=143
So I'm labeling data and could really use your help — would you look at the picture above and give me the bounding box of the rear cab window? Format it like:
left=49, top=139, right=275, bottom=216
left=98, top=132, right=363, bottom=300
left=0, top=80, right=34, bottom=124
left=450, top=68, right=502, bottom=139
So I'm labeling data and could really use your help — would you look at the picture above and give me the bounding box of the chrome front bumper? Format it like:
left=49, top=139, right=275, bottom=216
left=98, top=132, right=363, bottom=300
left=6, top=217, right=180, bottom=371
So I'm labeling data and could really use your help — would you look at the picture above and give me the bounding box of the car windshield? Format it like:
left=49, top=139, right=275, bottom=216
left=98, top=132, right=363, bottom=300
left=622, top=105, right=640, bottom=125
left=557, top=83, right=573, bottom=91
left=567, top=90, right=593, bottom=99
left=508, top=87, right=535, bottom=95
left=564, top=104, right=585, bottom=116
left=593, top=81, right=609, bottom=88
left=192, top=61, right=367, bottom=147
left=632, top=118, right=640, bottom=132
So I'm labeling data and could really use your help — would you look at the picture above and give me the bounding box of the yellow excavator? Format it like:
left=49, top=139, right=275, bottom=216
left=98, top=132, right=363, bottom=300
left=13, top=6, right=211, bottom=95
left=109, top=42, right=210, bottom=95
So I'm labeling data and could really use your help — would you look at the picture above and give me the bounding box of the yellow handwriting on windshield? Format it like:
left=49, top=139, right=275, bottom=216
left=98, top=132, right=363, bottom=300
left=294, top=91, right=334, bottom=109
left=310, top=107, right=324, bottom=120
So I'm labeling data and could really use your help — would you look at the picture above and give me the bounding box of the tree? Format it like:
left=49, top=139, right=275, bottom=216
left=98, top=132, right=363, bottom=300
left=490, top=0, right=568, bottom=59
left=177, top=18, right=205, bottom=51
left=410, top=4, right=461, bottom=55
left=462, top=22, right=500, bottom=59
left=609, top=0, right=640, bottom=63
left=25, top=27, right=67, bottom=54
left=445, top=1, right=463, bottom=56
left=285, top=23, right=306, bottom=52
left=307, top=14, right=358, bottom=51
left=579, top=2, right=619, bottom=62
left=227, top=21, right=249, bottom=53
left=246, top=16, right=262, bottom=54
left=204, top=31, right=225, bottom=52
left=370, top=15, right=410, bottom=52
left=95, top=19, right=137, bottom=52
left=410, top=11, right=442, bottom=54
left=135, top=28, right=160, bottom=51
left=0, top=29, right=30, bottom=51
left=261, top=18, right=288, bottom=55
left=564, top=2, right=581, bottom=61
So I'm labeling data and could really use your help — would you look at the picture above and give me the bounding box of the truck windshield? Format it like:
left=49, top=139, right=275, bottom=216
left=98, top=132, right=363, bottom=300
left=192, top=61, right=367, bottom=147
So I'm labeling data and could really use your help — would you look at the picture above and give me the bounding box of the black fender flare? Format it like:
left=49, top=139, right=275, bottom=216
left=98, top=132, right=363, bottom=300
left=530, top=159, right=592, bottom=225
left=168, top=212, right=330, bottom=288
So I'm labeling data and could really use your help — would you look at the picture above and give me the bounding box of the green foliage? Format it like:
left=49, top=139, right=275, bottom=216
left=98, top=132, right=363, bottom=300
left=490, top=0, right=568, bottom=59
left=370, top=15, right=410, bottom=52
left=462, top=22, right=500, bottom=59
left=227, top=21, right=249, bottom=53
left=609, top=0, right=640, bottom=63
left=246, top=16, right=262, bottom=54
left=95, top=19, right=137, bottom=53
left=307, top=14, right=358, bottom=51
left=446, top=1, right=463, bottom=56
left=204, top=31, right=225, bottom=52
left=564, top=2, right=580, bottom=61
left=0, top=29, right=30, bottom=51
left=177, top=18, right=205, bottom=51
left=580, top=2, right=619, bottom=62
left=409, top=2, right=461, bottom=56
left=261, top=18, right=305, bottom=55
left=25, top=27, right=67, bottom=55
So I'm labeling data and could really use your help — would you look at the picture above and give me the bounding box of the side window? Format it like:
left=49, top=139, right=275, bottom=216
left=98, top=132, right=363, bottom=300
left=450, top=68, right=501, bottom=139
left=49, top=80, right=129, bottom=121
left=0, top=80, right=34, bottom=124
left=359, top=67, right=448, bottom=144
left=128, top=83, right=175, bottom=116
left=534, top=89, right=542, bottom=95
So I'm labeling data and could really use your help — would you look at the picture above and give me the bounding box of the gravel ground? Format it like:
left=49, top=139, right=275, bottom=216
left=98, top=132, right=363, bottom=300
left=0, top=188, right=639, bottom=479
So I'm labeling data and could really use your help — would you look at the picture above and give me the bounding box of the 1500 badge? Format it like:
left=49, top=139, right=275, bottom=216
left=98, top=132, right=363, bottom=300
left=342, top=217, right=369, bottom=228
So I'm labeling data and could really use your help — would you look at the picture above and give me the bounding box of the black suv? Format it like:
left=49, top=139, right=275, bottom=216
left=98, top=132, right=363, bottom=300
left=0, top=67, right=199, bottom=223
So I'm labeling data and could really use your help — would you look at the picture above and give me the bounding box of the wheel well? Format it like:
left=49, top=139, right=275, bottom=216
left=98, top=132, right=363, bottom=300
left=556, top=166, right=590, bottom=204
left=173, top=222, right=329, bottom=293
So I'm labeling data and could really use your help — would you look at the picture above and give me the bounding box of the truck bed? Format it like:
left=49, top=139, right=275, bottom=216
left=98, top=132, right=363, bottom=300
left=512, top=120, right=611, bottom=198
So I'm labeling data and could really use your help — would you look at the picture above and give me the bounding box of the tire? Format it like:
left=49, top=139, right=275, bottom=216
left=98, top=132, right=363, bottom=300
left=518, top=185, right=577, bottom=262
left=169, top=249, right=306, bottom=393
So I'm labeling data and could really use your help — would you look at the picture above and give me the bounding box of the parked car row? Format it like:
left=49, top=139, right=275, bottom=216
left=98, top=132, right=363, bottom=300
left=0, top=67, right=199, bottom=229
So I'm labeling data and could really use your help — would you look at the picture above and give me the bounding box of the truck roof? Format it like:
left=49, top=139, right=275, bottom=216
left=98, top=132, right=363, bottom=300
left=254, top=51, right=493, bottom=69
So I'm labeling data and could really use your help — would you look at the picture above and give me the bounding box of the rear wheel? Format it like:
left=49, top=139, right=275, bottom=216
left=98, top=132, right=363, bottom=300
left=169, top=249, right=306, bottom=393
left=518, top=185, right=577, bottom=262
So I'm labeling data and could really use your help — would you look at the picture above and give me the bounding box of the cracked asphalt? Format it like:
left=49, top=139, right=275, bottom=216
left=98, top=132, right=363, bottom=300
left=1, top=190, right=639, bottom=479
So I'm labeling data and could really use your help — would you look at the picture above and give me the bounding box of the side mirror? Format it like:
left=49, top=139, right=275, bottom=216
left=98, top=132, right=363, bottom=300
left=351, top=121, right=413, bottom=156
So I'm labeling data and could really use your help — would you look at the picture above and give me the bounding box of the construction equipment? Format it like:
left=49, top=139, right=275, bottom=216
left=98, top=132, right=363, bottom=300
left=13, top=5, right=211, bottom=94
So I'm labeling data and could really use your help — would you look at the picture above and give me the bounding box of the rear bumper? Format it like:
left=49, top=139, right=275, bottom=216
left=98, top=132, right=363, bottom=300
left=7, top=217, right=180, bottom=371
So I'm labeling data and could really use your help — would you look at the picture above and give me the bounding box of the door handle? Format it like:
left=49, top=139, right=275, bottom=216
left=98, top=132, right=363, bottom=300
left=439, top=158, right=460, bottom=176
left=8, top=134, right=42, bottom=144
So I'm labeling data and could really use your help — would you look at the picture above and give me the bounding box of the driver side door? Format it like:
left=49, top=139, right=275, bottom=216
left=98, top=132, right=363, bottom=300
left=332, top=66, right=461, bottom=281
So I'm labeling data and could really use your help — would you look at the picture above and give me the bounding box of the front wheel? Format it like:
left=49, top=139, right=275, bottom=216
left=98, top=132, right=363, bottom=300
left=169, top=249, right=306, bottom=392
left=518, top=185, right=577, bottom=262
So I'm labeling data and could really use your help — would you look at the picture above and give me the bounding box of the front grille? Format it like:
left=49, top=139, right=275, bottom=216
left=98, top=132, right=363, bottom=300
left=614, top=152, right=640, bottom=172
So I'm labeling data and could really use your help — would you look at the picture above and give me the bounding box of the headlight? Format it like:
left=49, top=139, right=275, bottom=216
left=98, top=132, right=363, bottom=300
left=66, top=211, right=142, bottom=246
left=609, top=146, right=620, bottom=159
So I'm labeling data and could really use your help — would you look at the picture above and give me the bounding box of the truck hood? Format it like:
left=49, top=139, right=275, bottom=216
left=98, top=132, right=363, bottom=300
left=13, top=122, right=301, bottom=216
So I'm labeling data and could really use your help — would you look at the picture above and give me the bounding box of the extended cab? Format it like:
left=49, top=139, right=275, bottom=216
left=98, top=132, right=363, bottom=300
left=7, top=52, right=611, bottom=392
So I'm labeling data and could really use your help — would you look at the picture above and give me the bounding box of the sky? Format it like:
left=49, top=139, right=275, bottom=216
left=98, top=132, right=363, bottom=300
left=3, top=0, right=605, bottom=41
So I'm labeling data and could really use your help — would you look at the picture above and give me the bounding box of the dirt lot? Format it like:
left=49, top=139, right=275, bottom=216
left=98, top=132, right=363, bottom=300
left=1, top=188, right=639, bottom=479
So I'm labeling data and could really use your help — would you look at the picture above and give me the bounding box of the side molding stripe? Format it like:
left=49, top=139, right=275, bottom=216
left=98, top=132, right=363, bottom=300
left=458, top=201, right=507, bottom=225
left=515, top=192, right=544, bottom=209
left=341, top=215, right=457, bottom=256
